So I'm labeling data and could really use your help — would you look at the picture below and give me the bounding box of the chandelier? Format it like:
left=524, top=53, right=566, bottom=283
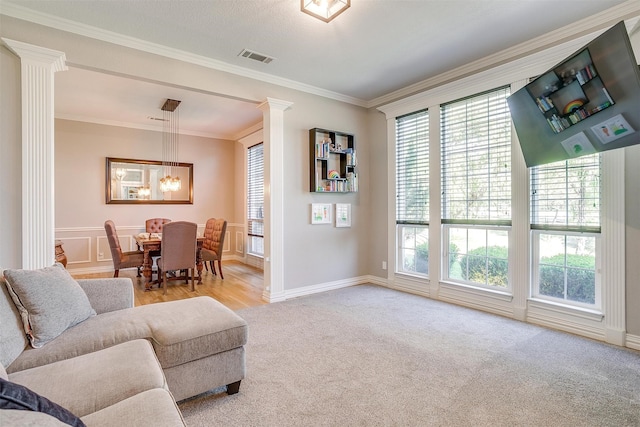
left=160, top=98, right=182, bottom=193
left=137, top=186, right=151, bottom=199
left=114, top=168, right=127, bottom=181
left=301, top=0, right=350, bottom=23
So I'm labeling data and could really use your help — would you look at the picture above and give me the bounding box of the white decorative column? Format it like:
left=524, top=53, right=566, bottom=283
left=428, top=107, right=441, bottom=298
left=384, top=115, right=395, bottom=284
left=2, top=39, right=67, bottom=269
left=510, top=79, right=529, bottom=321
left=601, top=149, right=626, bottom=346
left=258, top=98, right=293, bottom=302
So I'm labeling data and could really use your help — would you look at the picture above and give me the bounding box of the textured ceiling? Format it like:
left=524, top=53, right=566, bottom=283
left=2, top=0, right=635, bottom=138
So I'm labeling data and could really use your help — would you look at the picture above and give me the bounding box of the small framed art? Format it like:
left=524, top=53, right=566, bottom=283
left=335, top=203, right=351, bottom=228
left=311, top=203, right=332, bottom=224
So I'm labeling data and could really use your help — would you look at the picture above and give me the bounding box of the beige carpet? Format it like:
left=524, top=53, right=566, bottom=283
left=179, top=284, right=640, bottom=426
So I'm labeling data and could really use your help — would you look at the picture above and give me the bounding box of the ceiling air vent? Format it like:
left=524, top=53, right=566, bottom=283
left=238, top=49, right=274, bottom=64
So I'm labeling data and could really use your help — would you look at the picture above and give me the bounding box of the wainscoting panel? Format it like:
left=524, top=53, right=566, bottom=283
left=96, top=236, right=110, bottom=262
left=236, top=231, right=243, bottom=253
left=58, top=223, right=245, bottom=273
left=58, top=237, right=91, bottom=265
left=438, top=282, right=514, bottom=318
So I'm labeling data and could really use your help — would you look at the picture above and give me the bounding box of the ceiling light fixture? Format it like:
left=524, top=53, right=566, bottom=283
left=160, top=98, right=182, bottom=193
left=301, top=0, right=350, bottom=23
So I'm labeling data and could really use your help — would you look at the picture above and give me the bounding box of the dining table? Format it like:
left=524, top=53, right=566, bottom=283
left=134, top=234, right=205, bottom=291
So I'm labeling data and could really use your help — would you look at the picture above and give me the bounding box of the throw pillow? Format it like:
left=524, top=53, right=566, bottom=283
left=0, top=378, right=86, bottom=427
left=2, top=263, right=96, bottom=348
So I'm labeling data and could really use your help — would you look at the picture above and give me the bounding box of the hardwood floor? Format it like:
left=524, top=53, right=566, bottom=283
left=71, top=260, right=266, bottom=311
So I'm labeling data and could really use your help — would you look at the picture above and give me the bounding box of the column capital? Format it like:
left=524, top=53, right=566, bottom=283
left=2, top=38, right=67, bottom=72
left=258, top=97, right=293, bottom=112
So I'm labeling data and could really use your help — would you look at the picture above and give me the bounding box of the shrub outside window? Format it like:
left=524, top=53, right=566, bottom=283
left=444, top=225, right=509, bottom=289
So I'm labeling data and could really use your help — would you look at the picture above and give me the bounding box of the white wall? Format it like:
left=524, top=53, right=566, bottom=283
left=0, top=39, right=22, bottom=269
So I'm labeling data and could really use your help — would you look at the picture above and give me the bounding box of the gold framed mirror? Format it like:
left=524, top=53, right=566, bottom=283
left=106, top=157, right=193, bottom=204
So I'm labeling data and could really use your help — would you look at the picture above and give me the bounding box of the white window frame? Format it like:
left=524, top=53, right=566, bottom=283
left=440, top=86, right=512, bottom=291
left=530, top=230, right=601, bottom=310
left=247, top=143, right=264, bottom=257
left=442, top=224, right=511, bottom=291
left=529, top=154, right=601, bottom=311
left=397, top=224, right=429, bottom=278
left=395, top=109, right=429, bottom=278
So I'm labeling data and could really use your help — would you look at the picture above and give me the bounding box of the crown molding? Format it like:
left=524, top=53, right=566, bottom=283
left=369, top=1, right=640, bottom=109
left=0, top=2, right=368, bottom=108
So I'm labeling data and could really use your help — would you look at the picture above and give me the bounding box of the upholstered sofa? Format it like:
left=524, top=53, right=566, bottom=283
left=0, top=263, right=248, bottom=426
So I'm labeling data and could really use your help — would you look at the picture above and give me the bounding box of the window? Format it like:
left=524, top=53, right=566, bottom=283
left=441, top=86, right=511, bottom=289
left=396, top=110, right=429, bottom=276
left=247, top=143, right=264, bottom=256
left=530, top=154, right=601, bottom=308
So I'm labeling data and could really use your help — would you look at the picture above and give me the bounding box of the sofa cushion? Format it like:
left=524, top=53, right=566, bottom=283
left=8, top=296, right=247, bottom=373
left=2, top=263, right=96, bottom=348
left=0, top=378, right=85, bottom=427
left=81, top=388, right=186, bottom=427
left=0, top=277, right=29, bottom=367
left=8, top=339, right=166, bottom=418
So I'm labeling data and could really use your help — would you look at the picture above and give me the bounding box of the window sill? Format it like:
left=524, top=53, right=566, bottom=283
left=440, top=280, right=513, bottom=302
left=247, top=252, right=264, bottom=259
left=395, top=271, right=429, bottom=281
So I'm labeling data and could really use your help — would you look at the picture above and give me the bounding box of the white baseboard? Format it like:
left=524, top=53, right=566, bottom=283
left=626, top=333, right=640, bottom=351
left=281, top=275, right=371, bottom=300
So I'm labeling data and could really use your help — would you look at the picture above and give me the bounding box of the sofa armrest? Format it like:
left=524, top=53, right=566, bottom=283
left=76, top=278, right=134, bottom=314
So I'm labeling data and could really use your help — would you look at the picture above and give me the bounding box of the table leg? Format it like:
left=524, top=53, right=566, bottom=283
left=142, top=249, right=153, bottom=290
left=196, top=247, right=203, bottom=284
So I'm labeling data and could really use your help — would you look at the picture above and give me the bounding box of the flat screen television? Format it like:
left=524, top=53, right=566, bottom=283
left=507, top=21, right=640, bottom=167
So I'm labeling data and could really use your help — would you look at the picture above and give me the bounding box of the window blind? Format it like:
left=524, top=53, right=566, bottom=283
left=247, top=143, right=264, bottom=238
left=396, top=109, right=429, bottom=225
left=441, top=86, right=511, bottom=225
left=530, top=154, right=600, bottom=232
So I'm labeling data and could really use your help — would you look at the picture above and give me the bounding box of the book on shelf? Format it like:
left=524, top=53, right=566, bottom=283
left=315, top=141, right=330, bottom=159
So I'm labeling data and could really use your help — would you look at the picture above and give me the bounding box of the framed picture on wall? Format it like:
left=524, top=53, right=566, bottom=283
left=311, top=203, right=332, bottom=224
left=335, top=203, right=351, bottom=227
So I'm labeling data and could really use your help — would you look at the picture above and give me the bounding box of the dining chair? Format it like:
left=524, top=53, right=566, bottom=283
left=156, top=221, right=198, bottom=295
left=145, top=218, right=171, bottom=233
left=104, top=220, right=144, bottom=278
left=201, top=218, right=227, bottom=279
left=142, top=218, right=172, bottom=264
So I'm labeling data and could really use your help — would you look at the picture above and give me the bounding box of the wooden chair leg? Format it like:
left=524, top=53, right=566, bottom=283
left=163, top=273, right=168, bottom=295
left=114, top=270, right=119, bottom=278
left=190, top=268, right=195, bottom=292
left=218, top=260, right=224, bottom=279
left=211, top=261, right=216, bottom=276
left=204, top=262, right=209, bottom=272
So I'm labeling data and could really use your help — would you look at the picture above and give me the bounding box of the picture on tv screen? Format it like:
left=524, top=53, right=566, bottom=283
left=507, top=21, right=640, bottom=167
